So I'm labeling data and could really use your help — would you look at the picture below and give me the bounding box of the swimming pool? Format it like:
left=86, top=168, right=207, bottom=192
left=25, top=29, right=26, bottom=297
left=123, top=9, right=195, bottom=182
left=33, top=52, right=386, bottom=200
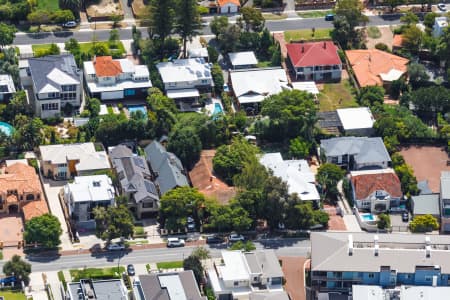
left=361, top=213, right=376, bottom=222
left=213, top=103, right=223, bottom=115
left=128, top=105, right=147, bottom=118
left=0, top=121, right=14, bottom=136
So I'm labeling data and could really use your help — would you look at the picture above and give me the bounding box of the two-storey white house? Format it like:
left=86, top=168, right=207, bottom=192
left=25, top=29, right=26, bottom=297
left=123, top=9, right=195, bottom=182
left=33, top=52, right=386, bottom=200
left=433, top=17, right=448, bottom=38
left=21, top=55, right=82, bottom=118
left=83, top=56, right=152, bottom=101
left=156, top=58, right=213, bottom=105
left=286, top=41, right=342, bottom=82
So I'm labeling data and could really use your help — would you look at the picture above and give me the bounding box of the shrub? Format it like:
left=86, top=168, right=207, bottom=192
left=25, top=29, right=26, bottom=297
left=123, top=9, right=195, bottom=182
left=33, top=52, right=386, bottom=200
left=377, top=213, right=391, bottom=230
left=375, top=43, right=389, bottom=52
left=410, top=214, right=439, bottom=232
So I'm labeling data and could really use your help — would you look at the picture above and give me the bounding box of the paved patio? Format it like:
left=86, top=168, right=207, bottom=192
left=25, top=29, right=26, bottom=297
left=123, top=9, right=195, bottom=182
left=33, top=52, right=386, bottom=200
left=0, top=214, right=23, bottom=246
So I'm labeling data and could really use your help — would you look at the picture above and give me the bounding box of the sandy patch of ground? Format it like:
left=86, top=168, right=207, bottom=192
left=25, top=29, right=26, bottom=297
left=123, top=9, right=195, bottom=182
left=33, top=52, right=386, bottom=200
left=365, top=26, right=394, bottom=50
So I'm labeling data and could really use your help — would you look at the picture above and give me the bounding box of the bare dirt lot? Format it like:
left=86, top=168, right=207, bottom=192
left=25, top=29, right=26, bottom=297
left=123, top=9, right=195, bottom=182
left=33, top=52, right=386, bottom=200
left=365, top=26, right=394, bottom=49
left=400, top=146, right=450, bottom=193
left=86, top=0, right=124, bottom=18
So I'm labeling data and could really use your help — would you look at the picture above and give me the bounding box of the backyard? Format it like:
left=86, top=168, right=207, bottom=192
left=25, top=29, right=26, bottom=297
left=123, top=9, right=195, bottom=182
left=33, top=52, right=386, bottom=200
left=317, top=80, right=359, bottom=111
left=0, top=291, right=27, bottom=300
left=284, top=28, right=332, bottom=42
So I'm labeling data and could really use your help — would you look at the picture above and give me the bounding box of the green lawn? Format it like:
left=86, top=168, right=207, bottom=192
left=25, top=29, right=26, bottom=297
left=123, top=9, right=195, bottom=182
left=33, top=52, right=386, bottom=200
left=156, top=261, right=184, bottom=269
left=367, top=26, right=381, bottom=39
left=318, top=80, right=359, bottom=111
left=70, top=267, right=126, bottom=281
left=297, top=10, right=332, bottom=18
left=262, top=13, right=288, bottom=20
left=32, top=41, right=126, bottom=56
left=0, top=291, right=27, bottom=300
left=32, top=44, right=57, bottom=53
left=257, top=61, right=273, bottom=68
left=37, top=0, right=60, bottom=10
left=284, top=28, right=332, bottom=42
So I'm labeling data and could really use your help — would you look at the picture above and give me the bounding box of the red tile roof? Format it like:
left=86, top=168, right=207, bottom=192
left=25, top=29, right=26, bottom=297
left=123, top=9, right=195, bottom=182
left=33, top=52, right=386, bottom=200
left=392, top=34, right=404, bottom=48
left=351, top=172, right=402, bottom=200
left=217, top=0, right=240, bottom=6
left=94, top=56, right=122, bottom=77
left=286, top=41, right=341, bottom=67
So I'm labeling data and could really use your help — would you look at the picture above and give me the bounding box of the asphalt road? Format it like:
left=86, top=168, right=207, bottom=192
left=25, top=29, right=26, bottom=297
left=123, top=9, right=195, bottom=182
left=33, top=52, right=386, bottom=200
left=13, top=14, right=403, bottom=45
left=0, top=238, right=311, bottom=272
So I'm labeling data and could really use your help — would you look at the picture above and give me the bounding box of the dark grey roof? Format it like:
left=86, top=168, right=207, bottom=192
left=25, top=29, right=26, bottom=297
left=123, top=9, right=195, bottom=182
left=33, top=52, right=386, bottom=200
left=111, top=148, right=159, bottom=203
left=28, top=54, right=79, bottom=94
left=412, top=194, right=440, bottom=216
left=418, top=180, right=433, bottom=195
left=144, top=141, right=189, bottom=195
left=317, top=111, right=342, bottom=129
left=320, top=137, right=391, bottom=165
left=68, top=279, right=127, bottom=300
left=244, top=250, right=284, bottom=278
left=138, top=271, right=206, bottom=300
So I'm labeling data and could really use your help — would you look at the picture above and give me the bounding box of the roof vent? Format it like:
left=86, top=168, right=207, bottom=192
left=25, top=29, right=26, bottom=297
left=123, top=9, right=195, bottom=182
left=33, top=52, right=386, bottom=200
left=426, top=245, right=431, bottom=258
left=374, top=244, right=379, bottom=256
left=348, top=234, right=353, bottom=256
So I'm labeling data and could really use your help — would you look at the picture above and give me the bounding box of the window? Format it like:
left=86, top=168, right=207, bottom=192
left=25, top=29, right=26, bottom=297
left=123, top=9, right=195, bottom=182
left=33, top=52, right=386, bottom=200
left=425, top=276, right=432, bottom=281
left=330, top=156, right=338, bottom=164
left=58, top=163, right=67, bottom=168
left=42, top=103, right=59, bottom=111
left=234, top=281, right=239, bottom=286
left=26, top=194, right=35, bottom=201
left=61, top=92, right=76, bottom=101
left=142, top=202, right=153, bottom=208
left=47, top=92, right=60, bottom=99
left=124, top=89, right=136, bottom=96
left=368, top=273, right=375, bottom=279
left=201, top=79, right=208, bottom=84
left=0, top=85, right=8, bottom=92
left=62, top=85, right=76, bottom=92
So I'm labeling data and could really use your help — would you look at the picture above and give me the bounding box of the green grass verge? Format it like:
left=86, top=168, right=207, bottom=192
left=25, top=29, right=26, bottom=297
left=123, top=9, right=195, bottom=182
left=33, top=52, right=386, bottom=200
left=70, top=267, right=126, bottom=281
left=284, top=28, right=332, bottom=42
left=0, top=250, right=3, bottom=260
left=79, top=41, right=126, bottom=55
left=37, top=0, right=60, bottom=10
left=134, top=226, right=145, bottom=235
left=0, top=291, right=27, bottom=300
left=126, top=240, right=149, bottom=245
left=156, top=261, right=183, bottom=269
left=297, top=10, right=332, bottom=18
left=263, top=13, right=288, bottom=20
left=57, top=270, right=67, bottom=291
left=32, top=44, right=55, bottom=53
left=318, top=80, right=359, bottom=111
left=367, top=26, right=381, bottom=39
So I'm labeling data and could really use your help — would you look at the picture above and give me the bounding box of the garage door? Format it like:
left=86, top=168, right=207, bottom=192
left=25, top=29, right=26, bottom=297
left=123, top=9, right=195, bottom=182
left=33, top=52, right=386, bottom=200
left=444, top=223, right=450, bottom=232
left=101, top=90, right=124, bottom=100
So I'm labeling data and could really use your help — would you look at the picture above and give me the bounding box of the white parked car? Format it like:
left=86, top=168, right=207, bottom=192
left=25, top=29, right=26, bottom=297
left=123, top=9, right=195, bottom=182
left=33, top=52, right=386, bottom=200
left=63, top=21, right=77, bottom=28
left=438, top=3, right=447, bottom=11
left=167, top=237, right=185, bottom=248
left=228, top=233, right=245, bottom=243
left=107, top=243, right=125, bottom=251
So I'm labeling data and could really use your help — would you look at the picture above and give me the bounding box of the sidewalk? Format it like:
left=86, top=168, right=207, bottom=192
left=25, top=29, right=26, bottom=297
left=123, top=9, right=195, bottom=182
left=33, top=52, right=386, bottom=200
left=27, top=272, right=48, bottom=300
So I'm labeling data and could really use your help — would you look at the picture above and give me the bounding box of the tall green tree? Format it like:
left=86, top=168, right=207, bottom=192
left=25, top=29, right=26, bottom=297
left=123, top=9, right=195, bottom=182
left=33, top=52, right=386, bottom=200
left=402, top=25, right=423, bottom=53
left=167, top=126, right=202, bottom=169
left=239, top=7, right=265, bottom=32
left=148, top=0, right=175, bottom=54
left=0, top=22, right=17, bottom=48
left=24, top=214, right=62, bottom=248
left=3, top=255, right=31, bottom=285
left=175, top=0, right=202, bottom=58
left=316, top=163, right=345, bottom=200
left=210, top=16, right=228, bottom=38
left=183, top=255, right=204, bottom=285
left=289, top=137, right=311, bottom=158
left=93, top=205, right=134, bottom=241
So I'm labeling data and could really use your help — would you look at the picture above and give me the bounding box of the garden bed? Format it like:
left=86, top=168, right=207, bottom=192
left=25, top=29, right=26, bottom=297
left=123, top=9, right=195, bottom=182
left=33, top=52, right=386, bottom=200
left=156, top=261, right=183, bottom=269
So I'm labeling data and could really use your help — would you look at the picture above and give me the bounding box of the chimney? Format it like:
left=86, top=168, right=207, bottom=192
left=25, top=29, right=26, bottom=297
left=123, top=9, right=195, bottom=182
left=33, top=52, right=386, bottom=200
left=323, top=41, right=326, bottom=49
left=374, top=244, right=379, bottom=256
left=348, top=235, right=353, bottom=256
left=426, top=245, right=431, bottom=258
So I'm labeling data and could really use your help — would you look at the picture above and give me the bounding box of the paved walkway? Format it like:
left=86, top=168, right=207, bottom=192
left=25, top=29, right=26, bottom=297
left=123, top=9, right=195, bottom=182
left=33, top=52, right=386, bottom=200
left=27, top=272, right=48, bottom=300
left=343, top=215, right=363, bottom=232
left=46, top=271, right=64, bottom=300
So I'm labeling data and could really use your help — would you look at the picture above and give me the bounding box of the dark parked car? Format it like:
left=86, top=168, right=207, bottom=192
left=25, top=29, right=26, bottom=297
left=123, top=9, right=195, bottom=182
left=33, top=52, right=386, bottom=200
left=206, top=235, right=224, bottom=244
left=127, top=264, right=135, bottom=276
left=402, top=212, right=409, bottom=222
left=325, top=14, right=335, bottom=21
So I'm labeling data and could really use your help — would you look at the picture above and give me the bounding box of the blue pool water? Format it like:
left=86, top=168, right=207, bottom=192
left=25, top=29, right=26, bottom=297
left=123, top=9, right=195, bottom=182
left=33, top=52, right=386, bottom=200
left=361, top=213, right=376, bottom=221
left=213, top=103, right=223, bottom=115
left=128, top=105, right=147, bottom=118
left=0, top=121, right=14, bottom=136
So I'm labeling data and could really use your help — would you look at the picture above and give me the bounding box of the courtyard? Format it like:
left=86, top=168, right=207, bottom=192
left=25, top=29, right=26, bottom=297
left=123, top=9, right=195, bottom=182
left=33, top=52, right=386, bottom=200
left=0, top=214, right=23, bottom=246
left=400, top=145, right=450, bottom=193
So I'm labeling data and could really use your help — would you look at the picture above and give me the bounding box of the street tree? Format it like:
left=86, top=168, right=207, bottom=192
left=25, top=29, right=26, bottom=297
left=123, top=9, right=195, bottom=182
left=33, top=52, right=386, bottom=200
left=148, top=0, right=175, bottom=50
left=316, top=163, right=345, bottom=200
left=3, top=255, right=32, bottom=285
left=332, top=0, right=367, bottom=48
left=167, top=126, right=202, bottom=169
left=24, top=214, right=62, bottom=248
left=239, top=7, right=265, bottom=32
left=210, top=16, right=228, bottom=38
left=0, top=23, right=17, bottom=49
left=27, top=10, right=51, bottom=31
left=110, top=14, right=122, bottom=28
left=209, top=204, right=252, bottom=233
left=285, top=201, right=329, bottom=229
left=385, top=0, right=405, bottom=12
left=400, top=11, right=419, bottom=26
left=229, top=241, right=256, bottom=251
left=218, top=24, right=241, bottom=52
left=334, top=0, right=367, bottom=28
left=175, top=0, right=202, bottom=58
left=93, top=205, right=134, bottom=241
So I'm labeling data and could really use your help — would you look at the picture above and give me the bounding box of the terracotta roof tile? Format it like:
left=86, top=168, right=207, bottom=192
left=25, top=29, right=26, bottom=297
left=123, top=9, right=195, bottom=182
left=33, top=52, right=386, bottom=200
left=351, top=172, right=402, bottom=200
left=189, top=150, right=236, bottom=205
left=345, top=49, right=409, bottom=87
left=22, top=200, right=49, bottom=221
left=392, top=35, right=404, bottom=48
left=286, top=41, right=341, bottom=67
left=217, top=0, right=240, bottom=6
left=93, top=56, right=122, bottom=77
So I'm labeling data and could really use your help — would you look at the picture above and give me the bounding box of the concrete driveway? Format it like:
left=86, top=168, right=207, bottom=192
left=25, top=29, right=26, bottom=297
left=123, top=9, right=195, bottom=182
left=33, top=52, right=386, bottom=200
left=391, top=213, right=409, bottom=232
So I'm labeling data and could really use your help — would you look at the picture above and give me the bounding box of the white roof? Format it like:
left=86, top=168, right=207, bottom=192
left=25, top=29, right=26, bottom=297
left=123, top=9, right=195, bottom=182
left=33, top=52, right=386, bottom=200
left=400, top=286, right=450, bottom=300
left=0, top=74, right=15, bottom=94
left=158, top=274, right=187, bottom=300
left=260, top=153, right=319, bottom=201
left=352, top=285, right=384, bottom=300
left=435, top=17, right=448, bottom=27
left=86, top=80, right=152, bottom=93
left=39, top=83, right=60, bottom=93
left=219, top=251, right=250, bottom=282
left=188, top=48, right=209, bottom=58
left=5, top=159, right=28, bottom=167
left=65, top=175, right=115, bottom=203
left=134, top=65, right=150, bottom=77
left=230, top=68, right=289, bottom=104
left=291, top=81, right=319, bottom=95
left=84, top=61, right=96, bottom=75
left=167, top=89, right=200, bottom=99
left=157, top=58, right=212, bottom=84
left=229, top=51, right=258, bottom=67
left=118, top=59, right=134, bottom=73
left=336, top=107, right=375, bottom=130
left=379, top=68, right=405, bottom=81
left=39, top=143, right=111, bottom=172
left=46, top=67, right=80, bottom=85
left=18, top=59, right=29, bottom=69
left=99, top=104, right=108, bottom=115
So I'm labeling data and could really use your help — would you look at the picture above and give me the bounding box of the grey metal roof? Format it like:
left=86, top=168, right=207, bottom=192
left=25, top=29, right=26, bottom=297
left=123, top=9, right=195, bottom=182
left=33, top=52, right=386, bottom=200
left=28, top=54, right=80, bottom=95
left=317, top=111, right=342, bottom=129
left=109, top=145, right=133, bottom=159
left=418, top=180, right=433, bottom=195
left=112, top=151, right=159, bottom=203
left=320, top=137, right=391, bottom=165
left=244, top=250, right=284, bottom=278
left=68, top=279, right=127, bottom=300
left=144, top=141, right=189, bottom=195
left=441, top=171, right=450, bottom=200
left=412, top=194, right=440, bottom=216
left=311, top=232, right=450, bottom=273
